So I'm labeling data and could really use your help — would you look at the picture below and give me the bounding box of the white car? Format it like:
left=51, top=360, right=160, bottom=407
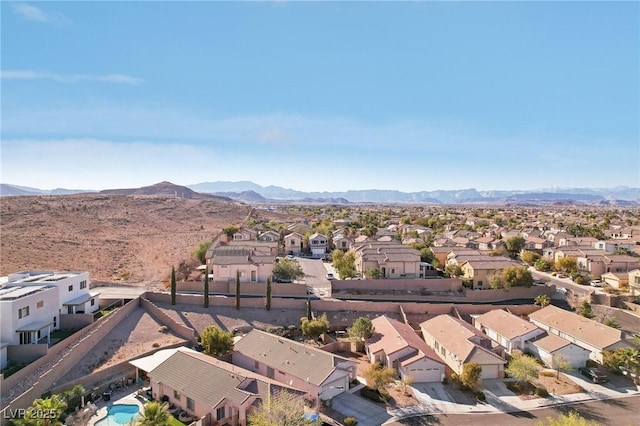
left=325, top=273, right=336, bottom=280
left=557, top=287, right=568, bottom=294
left=590, top=280, right=603, bottom=287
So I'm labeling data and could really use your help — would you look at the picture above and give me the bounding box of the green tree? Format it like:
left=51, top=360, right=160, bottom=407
left=364, top=362, right=396, bottom=393
left=534, top=294, right=551, bottom=307
left=136, top=401, right=171, bottom=426
left=12, top=394, right=68, bottom=426
left=332, top=249, right=357, bottom=279
left=520, top=250, right=541, bottom=265
left=203, top=266, right=209, bottom=308
left=61, top=384, right=85, bottom=412
left=460, top=362, right=483, bottom=391
left=235, top=270, right=241, bottom=310
left=618, top=348, right=640, bottom=384
left=419, top=248, right=436, bottom=264
left=170, top=266, right=177, bottom=306
left=445, top=264, right=463, bottom=278
left=200, top=325, right=234, bottom=357
left=349, top=317, right=373, bottom=352
left=366, top=268, right=383, bottom=279
left=306, top=297, right=312, bottom=321
left=506, top=236, right=526, bottom=258
left=301, top=313, right=329, bottom=340
left=578, top=300, right=593, bottom=319
left=192, top=240, right=212, bottom=264
left=534, top=258, right=552, bottom=272
left=535, top=411, right=598, bottom=426
left=273, top=259, right=305, bottom=281
left=551, top=354, right=572, bottom=380
left=506, top=353, right=539, bottom=385
left=223, top=226, right=239, bottom=240
left=490, top=266, right=533, bottom=289
left=555, top=257, right=578, bottom=274
left=247, top=390, right=320, bottom=426
left=265, top=276, right=272, bottom=311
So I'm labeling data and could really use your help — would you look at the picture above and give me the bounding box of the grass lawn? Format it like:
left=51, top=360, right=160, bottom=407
left=168, top=415, right=184, bottom=426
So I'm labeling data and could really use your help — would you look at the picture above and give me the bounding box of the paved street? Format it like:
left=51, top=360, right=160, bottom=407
left=296, top=257, right=333, bottom=298
left=530, top=268, right=591, bottom=296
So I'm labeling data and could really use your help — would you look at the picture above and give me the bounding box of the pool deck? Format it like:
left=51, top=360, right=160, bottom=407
left=87, top=386, right=145, bottom=426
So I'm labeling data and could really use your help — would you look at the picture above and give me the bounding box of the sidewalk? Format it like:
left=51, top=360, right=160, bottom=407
left=386, top=375, right=640, bottom=423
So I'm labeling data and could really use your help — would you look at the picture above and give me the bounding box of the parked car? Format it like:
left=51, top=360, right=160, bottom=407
left=578, top=367, right=609, bottom=383
left=325, top=273, right=336, bottom=280
left=557, top=287, right=568, bottom=294
left=286, top=254, right=294, bottom=259
left=618, top=365, right=638, bottom=379
left=590, top=280, right=603, bottom=287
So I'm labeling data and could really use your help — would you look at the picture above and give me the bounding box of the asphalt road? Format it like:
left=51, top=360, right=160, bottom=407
left=530, top=269, right=592, bottom=296
left=296, top=257, right=333, bottom=297
left=389, top=395, right=640, bottom=426
left=593, top=305, right=640, bottom=336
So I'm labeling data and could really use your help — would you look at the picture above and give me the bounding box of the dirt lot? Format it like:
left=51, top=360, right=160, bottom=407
left=0, top=194, right=309, bottom=287
left=57, top=307, right=184, bottom=384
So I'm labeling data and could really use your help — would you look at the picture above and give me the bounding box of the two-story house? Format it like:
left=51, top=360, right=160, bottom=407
left=308, top=233, right=329, bottom=257
left=459, top=258, right=519, bottom=289
left=284, top=232, right=304, bottom=256
left=420, top=315, right=505, bottom=379
left=353, top=242, right=421, bottom=279
left=206, top=246, right=275, bottom=283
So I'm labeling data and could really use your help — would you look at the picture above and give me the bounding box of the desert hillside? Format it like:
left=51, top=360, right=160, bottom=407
left=1, top=194, right=252, bottom=287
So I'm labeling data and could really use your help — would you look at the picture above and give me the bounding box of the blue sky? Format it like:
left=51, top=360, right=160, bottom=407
left=1, top=1, right=638, bottom=192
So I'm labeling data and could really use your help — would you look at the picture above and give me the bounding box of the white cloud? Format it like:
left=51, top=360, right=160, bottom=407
left=11, top=3, right=69, bottom=25
left=1, top=70, right=143, bottom=85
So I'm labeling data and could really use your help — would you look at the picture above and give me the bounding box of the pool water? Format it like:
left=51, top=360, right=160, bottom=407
left=95, top=404, right=141, bottom=426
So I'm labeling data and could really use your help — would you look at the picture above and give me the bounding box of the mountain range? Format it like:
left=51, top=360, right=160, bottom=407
left=2, top=181, right=639, bottom=205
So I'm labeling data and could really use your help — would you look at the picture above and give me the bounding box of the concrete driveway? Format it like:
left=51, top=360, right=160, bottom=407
left=331, top=392, right=392, bottom=426
left=410, top=383, right=459, bottom=414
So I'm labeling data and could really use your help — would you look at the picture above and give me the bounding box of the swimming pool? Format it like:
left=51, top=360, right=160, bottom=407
left=95, top=404, right=141, bottom=426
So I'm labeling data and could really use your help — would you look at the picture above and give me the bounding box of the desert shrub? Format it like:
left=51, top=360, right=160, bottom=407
left=474, top=391, right=486, bottom=402
left=535, top=387, right=549, bottom=397
left=158, top=326, right=169, bottom=333
left=360, top=387, right=389, bottom=403
left=343, top=417, right=358, bottom=426
left=450, top=373, right=459, bottom=383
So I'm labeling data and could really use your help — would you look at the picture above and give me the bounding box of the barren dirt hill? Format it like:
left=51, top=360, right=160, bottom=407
left=1, top=194, right=251, bottom=287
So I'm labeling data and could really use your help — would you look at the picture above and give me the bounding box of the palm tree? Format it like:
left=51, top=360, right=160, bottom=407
left=137, top=401, right=170, bottom=426
left=13, top=394, right=68, bottom=426
left=534, top=294, right=551, bottom=307
left=619, top=348, right=640, bottom=384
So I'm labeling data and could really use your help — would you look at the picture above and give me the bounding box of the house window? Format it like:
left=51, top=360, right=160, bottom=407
left=91, top=299, right=95, bottom=306
left=37, top=301, right=44, bottom=309
left=254, top=360, right=259, bottom=371
left=221, top=265, right=228, bottom=269
left=187, top=397, right=194, bottom=411
left=20, top=332, right=32, bottom=344
left=174, top=390, right=181, bottom=400
left=434, top=341, right=440, bottom=351
left=53, top=316, right=57, bottom=327
left=18, top=306, right=29, bottom=319
left=312, top=240, right=318, bottom=244
left=80, top=280, right=87, bottom=289
left=341, top=242, right=346, bottom=248
left=267, top=367, right=274, bottom=379
left=290, top=240, right=295, bottom=246
left=216, top=407, right=225, bottom=420
left=477, top=281, right=483, bottom=287
left=68, top=285, right=73, bottom=292
left=391, top=269, right=395, bottom=274
left=440, top=347, right=446, bottom=357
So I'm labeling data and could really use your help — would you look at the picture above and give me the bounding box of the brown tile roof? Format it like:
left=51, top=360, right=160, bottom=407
left=528, top=305, right=623, bottom=350
left=368, top=316, right=443, bottom=364
left=233, top=330, right=355, bottom=386
left=462, top=259, right=518, bottom=270
left=148, top=348, right=302, bottom=409
left=474, top=310, right=540, bottom=340
left=528, top=333, right=573, bottom=353
left=420, top=315, right=505, bottom=365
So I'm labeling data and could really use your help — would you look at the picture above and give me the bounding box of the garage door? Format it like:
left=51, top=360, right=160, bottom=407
left=481, top=364, right=500, bottom=379
left=403, top=366, right=441, bottom=383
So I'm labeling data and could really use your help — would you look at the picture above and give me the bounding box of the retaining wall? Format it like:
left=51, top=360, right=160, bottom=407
left=60, top=313, right=94, bottom=329
left=0, top=298, right=140, bottom=425
left=7, top=344, right=48, bottom=365
left=331, top=278, right=463, bottom=293
left=140, top=297, right=197, bottom=341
